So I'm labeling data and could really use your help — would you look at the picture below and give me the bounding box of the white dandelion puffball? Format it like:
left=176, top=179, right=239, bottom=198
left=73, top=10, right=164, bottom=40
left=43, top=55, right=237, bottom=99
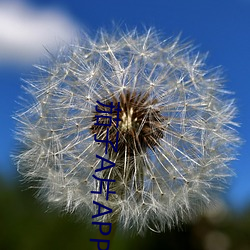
left=15, top=28, right=240, bottom=233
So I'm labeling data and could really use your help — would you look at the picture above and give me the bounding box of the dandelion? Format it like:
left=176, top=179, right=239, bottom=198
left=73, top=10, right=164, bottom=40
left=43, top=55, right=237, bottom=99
left=14, top=27, right=240, bottom=234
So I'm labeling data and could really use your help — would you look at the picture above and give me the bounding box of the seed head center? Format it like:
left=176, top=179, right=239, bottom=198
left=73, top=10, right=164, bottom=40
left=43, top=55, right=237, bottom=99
left=91, top=90, right=164, bottom=155
left=121, top=107, right=138, bottom=131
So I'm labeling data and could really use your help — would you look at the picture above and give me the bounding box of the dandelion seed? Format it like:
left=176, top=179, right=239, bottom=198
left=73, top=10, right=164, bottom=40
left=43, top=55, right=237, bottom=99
left=14, top=27, right=240, bottom=234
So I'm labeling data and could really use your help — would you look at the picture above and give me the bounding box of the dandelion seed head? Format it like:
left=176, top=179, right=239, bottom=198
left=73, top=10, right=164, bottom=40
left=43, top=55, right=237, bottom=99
left=14, top=27, right=240, bottom=234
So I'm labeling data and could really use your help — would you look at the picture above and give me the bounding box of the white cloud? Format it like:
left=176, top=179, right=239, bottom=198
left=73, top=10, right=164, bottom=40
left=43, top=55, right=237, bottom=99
left=0, top=1, right=78, bottom=65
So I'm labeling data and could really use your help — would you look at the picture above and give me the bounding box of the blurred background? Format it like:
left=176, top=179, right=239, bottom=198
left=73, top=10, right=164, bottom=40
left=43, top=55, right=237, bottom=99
left=0, top=0, right=250, bottom=249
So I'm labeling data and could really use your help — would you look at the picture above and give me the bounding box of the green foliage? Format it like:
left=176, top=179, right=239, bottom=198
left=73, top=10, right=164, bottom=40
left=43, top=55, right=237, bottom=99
left=1, top=177, right=250, bottom=250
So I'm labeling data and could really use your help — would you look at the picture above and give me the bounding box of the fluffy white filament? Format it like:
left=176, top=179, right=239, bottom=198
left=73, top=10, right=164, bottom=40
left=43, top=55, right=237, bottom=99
left=14, top=28, right=240, bottom=233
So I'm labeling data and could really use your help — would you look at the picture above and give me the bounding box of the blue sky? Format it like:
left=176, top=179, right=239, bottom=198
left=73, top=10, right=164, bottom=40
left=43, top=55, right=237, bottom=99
left=1, top=0, right=249, bottom=210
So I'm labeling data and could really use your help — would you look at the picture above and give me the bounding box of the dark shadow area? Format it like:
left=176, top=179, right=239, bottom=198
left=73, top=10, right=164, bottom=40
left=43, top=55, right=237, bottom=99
left=1, top=176, right=250, bottom=250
